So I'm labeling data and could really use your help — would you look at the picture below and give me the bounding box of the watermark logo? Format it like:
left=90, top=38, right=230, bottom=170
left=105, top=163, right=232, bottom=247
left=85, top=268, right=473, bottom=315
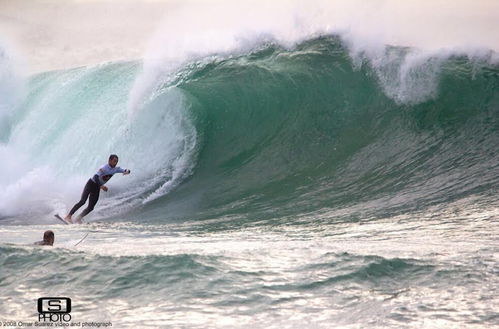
left=37, top=297, right=72, bottom=322
left=1, top=298, right=112, bottom=327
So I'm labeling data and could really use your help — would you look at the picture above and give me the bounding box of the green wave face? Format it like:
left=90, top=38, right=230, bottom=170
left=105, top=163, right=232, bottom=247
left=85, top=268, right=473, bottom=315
left=142, top=38, right=499, bottom=223
left=2, top=37, right=498, bottom=224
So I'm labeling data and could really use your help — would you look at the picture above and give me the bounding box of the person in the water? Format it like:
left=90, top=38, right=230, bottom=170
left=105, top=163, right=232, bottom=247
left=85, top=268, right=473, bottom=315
left=65, top=154, right=131, bottom=223
left=34, top=230, right=54, bottom=246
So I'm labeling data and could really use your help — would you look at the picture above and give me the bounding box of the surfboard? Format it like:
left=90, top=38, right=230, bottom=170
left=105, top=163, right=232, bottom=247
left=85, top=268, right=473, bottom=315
left=54, top=214, right=69, bottom=225
left=74, top=232, right=89, bottom=246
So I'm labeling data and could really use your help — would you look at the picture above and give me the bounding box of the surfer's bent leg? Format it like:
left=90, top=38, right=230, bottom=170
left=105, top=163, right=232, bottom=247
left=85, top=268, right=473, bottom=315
left=68, top=179, right=94, bottom=216
left=79, top=184, right=100, bottom=219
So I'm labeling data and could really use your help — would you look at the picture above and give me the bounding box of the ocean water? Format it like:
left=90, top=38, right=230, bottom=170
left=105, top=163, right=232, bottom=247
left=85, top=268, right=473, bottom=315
left=0, top=36, right=498, bottom=328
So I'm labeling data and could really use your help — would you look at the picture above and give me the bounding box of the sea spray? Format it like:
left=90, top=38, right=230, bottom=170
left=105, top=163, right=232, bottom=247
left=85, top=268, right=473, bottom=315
left=0, top=40, right=25, bottom=142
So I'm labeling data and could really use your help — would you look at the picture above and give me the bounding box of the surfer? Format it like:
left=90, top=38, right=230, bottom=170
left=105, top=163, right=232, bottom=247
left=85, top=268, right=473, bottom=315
left=64, top=154, right=131, bottom=223
left=34, top=230, right=54, bottom=246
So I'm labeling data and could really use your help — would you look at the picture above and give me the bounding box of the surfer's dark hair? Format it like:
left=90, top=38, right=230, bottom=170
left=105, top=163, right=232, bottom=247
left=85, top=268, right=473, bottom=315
left=109, top=154, right=119, bottom=161
left=44, top=230, right=54, bottom=241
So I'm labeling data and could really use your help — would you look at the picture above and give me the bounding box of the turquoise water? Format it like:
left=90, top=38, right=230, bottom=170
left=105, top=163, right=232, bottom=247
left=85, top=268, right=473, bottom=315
left=0, top=37, right=498, bottom=328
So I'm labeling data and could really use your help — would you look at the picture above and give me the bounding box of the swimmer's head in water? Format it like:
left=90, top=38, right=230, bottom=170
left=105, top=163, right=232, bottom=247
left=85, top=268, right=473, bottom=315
left=44, top=230, right=54, bottom=245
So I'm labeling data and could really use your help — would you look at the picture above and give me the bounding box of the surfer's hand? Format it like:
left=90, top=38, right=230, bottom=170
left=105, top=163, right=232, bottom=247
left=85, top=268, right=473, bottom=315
left=124, top=169, right=131, bottom=175
left=101, top=186, right=108, bottom=192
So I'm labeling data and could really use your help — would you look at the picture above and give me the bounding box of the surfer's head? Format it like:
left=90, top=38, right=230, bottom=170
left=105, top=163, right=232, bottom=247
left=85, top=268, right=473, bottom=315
left=43, top=230, right=54, bottom=246
left=109, top=154, right=119, bottom=168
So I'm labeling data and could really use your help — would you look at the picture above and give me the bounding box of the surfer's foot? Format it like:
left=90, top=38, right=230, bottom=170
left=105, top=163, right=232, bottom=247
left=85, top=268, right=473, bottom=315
left=65, top=215, right=73, bottom=224
left=75, top=215, right=83, bottom=224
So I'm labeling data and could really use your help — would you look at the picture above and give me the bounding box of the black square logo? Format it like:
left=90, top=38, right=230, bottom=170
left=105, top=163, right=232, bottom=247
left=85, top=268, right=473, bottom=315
left=37, top=297, right=71, bottom=314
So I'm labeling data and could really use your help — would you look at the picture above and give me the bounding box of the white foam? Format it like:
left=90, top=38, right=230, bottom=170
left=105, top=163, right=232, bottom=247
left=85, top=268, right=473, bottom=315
left=128, top=0, right=499, bottom=111
left=0, top=40, right=25, bottom=140
left=3, top=0, right=499, bottom=73
left=102, top=87, right=198, bottom=217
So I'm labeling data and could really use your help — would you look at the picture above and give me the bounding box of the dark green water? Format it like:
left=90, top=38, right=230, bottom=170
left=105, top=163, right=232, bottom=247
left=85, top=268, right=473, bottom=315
left=134, top=38, right=499, bottom=225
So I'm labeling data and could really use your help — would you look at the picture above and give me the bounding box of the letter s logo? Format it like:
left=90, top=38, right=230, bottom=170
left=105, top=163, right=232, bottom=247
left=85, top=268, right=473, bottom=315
left=38, top=297, right=71, bottom=313
left=48, top=300, right=62, bottom=312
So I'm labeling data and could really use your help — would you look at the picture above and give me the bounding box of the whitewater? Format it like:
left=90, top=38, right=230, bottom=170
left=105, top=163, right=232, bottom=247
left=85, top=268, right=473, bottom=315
left=1, top=1, right=498, bottom=328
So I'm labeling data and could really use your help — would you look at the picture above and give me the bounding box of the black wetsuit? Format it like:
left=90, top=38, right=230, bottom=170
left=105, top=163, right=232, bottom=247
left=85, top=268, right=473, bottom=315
left=68, top=178, right=100, bottom=217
